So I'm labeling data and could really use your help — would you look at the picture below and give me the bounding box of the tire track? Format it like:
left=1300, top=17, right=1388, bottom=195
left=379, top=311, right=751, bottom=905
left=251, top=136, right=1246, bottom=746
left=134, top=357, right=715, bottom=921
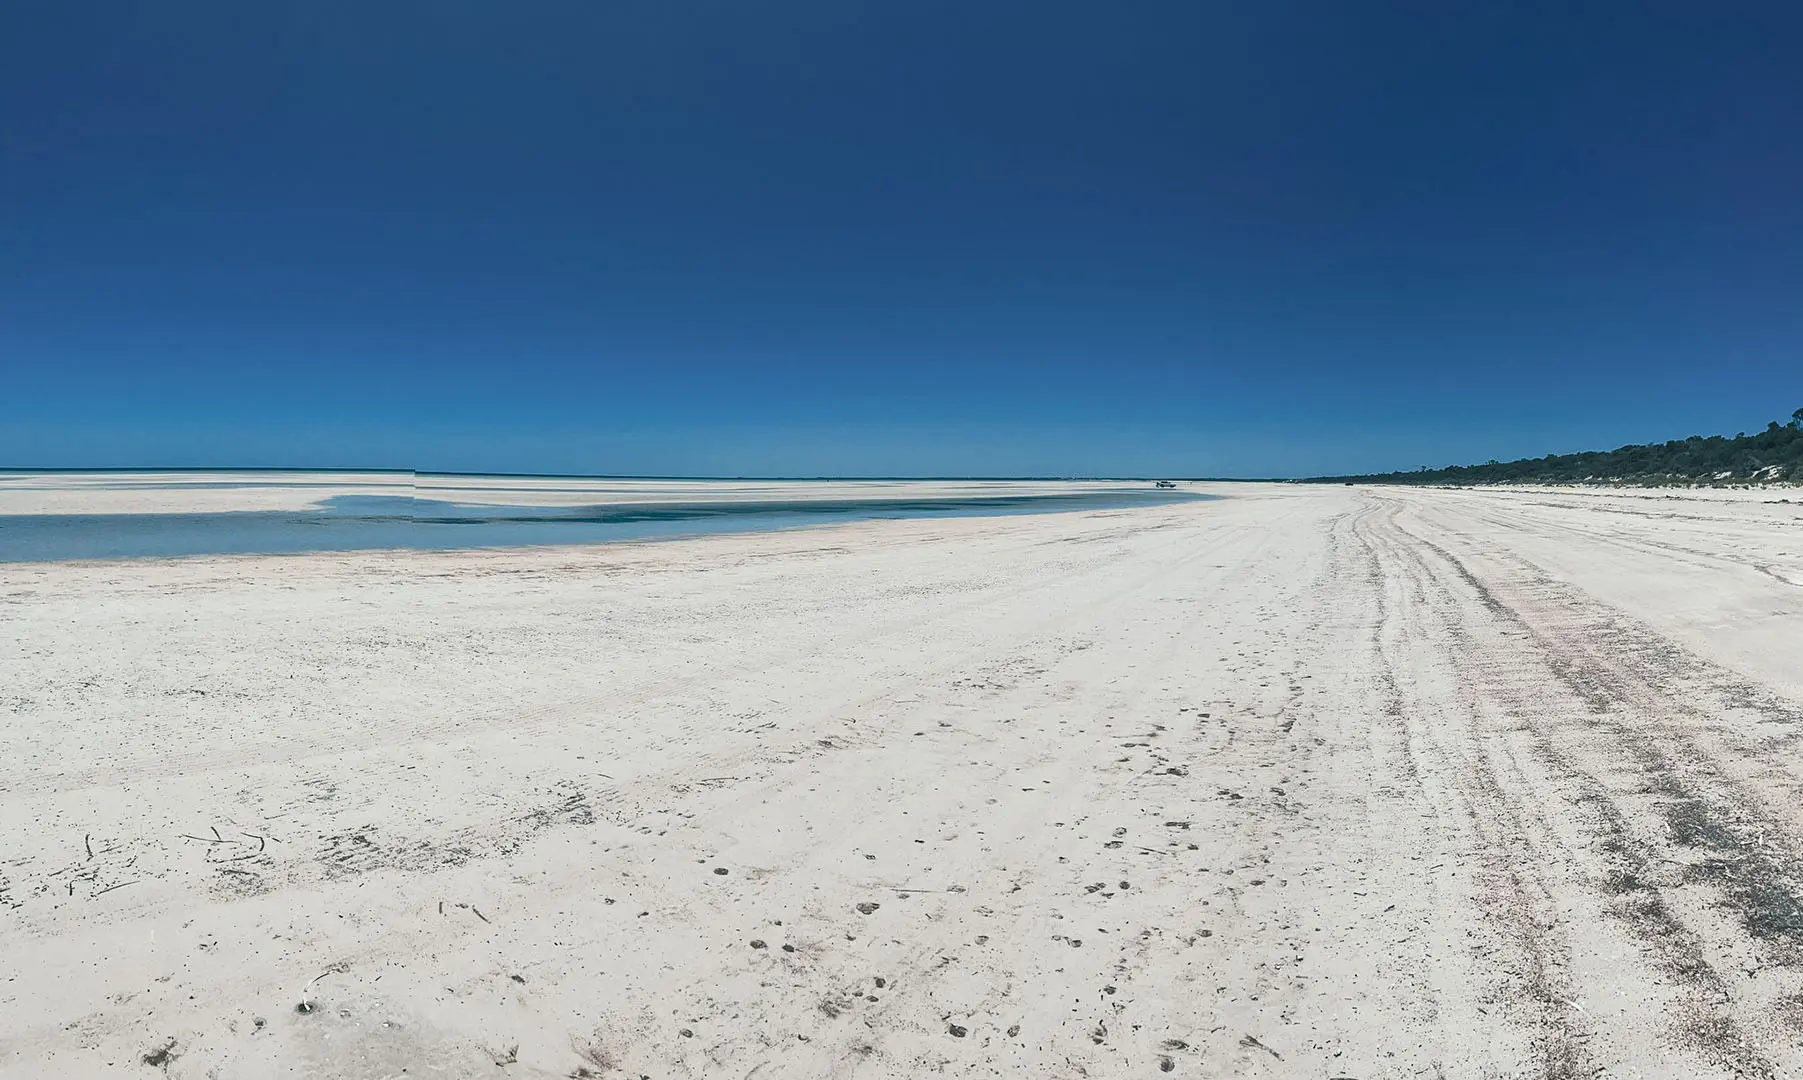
left=1376, top=494, right=1801, bottom=1076
left=1352, top=501, right=1595, bottom=1078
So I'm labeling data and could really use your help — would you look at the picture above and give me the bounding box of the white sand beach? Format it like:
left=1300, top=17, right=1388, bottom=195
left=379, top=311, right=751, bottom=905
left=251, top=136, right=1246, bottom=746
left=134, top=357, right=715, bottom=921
left=5, top=484, right=1803, bottom=1078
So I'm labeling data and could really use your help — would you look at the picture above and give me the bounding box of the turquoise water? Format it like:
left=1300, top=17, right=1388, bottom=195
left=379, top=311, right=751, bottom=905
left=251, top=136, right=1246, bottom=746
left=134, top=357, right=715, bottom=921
left=0, top=489, right=1214, bottom=562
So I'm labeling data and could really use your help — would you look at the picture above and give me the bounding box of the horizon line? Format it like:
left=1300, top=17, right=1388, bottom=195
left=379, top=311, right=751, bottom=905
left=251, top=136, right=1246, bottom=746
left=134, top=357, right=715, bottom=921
left=0, top=465, right=1286, bottom=483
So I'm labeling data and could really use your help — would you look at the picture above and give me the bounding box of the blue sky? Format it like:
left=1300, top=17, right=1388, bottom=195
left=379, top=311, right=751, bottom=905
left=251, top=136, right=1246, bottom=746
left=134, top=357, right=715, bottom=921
left=3, top=2, right=1800, bottom=477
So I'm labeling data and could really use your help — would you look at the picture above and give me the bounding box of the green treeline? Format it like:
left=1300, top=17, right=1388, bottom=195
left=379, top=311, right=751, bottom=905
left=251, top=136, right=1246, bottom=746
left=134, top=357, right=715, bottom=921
left=1311, top=408, right=1803, bottom=486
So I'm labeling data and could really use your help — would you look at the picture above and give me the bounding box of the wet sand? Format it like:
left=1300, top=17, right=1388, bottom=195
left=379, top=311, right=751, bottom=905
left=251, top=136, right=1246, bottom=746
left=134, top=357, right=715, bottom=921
left=0, top=472, right=1154, bottom=516
left=4, top=484, right=1803, bottom=1078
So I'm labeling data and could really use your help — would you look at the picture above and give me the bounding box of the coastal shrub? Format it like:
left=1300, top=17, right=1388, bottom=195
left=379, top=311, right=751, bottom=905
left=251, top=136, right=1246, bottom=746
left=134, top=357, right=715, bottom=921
left=1309, top=408, right=1803, bottom=486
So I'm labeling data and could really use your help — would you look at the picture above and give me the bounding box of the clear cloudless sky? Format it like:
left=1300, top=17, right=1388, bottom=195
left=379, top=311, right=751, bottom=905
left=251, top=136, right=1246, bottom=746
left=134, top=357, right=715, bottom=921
left=3, top=1, right=1801, bottom=477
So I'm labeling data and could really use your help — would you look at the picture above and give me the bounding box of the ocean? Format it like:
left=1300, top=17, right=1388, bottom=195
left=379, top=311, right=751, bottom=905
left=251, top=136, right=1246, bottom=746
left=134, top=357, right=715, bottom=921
left=0, top=476, right=1213, bottom=561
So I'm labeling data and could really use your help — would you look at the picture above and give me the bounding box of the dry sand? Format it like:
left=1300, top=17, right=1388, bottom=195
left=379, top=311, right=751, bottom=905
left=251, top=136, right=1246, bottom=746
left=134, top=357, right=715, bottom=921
left=4, top=484, right=1803, bottom=1078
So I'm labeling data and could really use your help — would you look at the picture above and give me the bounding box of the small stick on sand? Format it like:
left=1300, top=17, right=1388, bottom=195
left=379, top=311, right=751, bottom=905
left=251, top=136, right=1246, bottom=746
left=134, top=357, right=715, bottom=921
left=84, top=834, right=93, bottom=860
left=91, top=880, right=139, bottom=897
left=296, top=968, right=336, bottom=1013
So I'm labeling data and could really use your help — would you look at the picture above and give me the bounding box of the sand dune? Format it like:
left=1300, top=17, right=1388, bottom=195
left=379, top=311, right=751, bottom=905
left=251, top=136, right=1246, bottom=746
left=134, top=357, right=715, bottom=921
left=4, top=485, right=1803, bottom=1078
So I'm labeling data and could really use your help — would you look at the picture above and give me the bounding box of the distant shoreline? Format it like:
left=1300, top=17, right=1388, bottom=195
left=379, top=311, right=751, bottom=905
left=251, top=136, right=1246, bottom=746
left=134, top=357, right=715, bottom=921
left=0, top=466, right=1276, bottom=482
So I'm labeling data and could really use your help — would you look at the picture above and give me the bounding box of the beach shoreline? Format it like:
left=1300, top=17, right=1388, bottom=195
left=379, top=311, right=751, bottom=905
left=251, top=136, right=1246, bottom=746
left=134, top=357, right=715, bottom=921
left=5, top=484, right=1803, bottom=1077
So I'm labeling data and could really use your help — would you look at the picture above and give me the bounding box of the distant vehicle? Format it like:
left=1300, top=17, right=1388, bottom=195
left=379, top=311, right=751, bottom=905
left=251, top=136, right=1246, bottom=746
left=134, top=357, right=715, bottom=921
left=1154, top=480, right=1177, bottom=488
